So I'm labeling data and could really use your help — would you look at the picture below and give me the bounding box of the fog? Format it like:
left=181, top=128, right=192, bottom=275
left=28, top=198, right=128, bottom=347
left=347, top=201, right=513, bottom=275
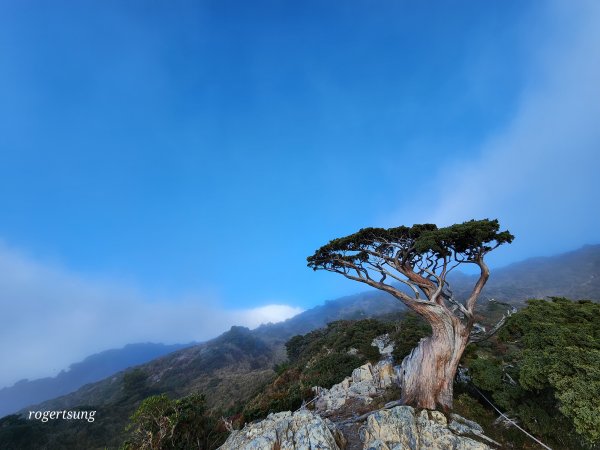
left=392, top=1, right=600, bottom=265
left=0, top=243, right=302, bottom=388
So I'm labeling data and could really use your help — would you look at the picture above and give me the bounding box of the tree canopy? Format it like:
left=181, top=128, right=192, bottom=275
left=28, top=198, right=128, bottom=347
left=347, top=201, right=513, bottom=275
left=307, top=219, right=513, bottom=315
left=308, top=219, right=514, bottom=410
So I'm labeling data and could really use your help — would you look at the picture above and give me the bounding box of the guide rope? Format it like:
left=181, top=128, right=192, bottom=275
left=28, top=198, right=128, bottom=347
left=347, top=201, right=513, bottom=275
left=296, top=380, right=553, bottom=450
left=295, top=392, right=321, bottom=412
left=471, top=384, right=553, bottom=450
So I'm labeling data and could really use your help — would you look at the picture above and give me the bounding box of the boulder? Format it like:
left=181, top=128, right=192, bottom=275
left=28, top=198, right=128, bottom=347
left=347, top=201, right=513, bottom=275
left=315, top=361, right=400, bottom=412
left=360, top=406, right=494, bottom=450
left=372, top=360, right=397, bottom=389
left=371, top=334, right=394, bottom=359
left=219, top=409, right=346, bottom=450
left=352, top=364, right=375, bottom=383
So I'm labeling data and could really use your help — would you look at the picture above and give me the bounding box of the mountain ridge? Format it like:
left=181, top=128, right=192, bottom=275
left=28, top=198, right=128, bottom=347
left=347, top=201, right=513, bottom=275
left=2, top=244, right=598, bottom=448
left=18, top=244, right=600, bottom=417
left=0, top=342, right=193, bottom=418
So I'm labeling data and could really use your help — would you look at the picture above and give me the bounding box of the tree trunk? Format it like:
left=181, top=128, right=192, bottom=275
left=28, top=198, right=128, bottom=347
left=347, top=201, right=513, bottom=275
left=399, top=310, right=469, bottom=411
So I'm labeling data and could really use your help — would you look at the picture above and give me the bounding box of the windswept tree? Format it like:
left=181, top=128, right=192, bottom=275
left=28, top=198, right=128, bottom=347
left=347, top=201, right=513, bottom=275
left=307, top=219, right=513, bottom=411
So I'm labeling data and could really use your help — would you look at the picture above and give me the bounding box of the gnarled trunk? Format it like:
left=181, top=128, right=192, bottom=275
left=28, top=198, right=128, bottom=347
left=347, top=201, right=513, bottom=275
left=399, top=310, right=470, bottom=411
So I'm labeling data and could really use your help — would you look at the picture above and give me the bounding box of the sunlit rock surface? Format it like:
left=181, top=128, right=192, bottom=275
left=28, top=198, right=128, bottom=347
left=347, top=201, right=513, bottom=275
left=221, top=332, right=496, bottom=450
left=314, top=360, right=400, bottom=412
left=361, top=406, right=495, bottom=450
left=219, top=409, right=346, bottom=450
left=314, top=335, right=401, bottom=413
left=371, top=334, right=394, bottom=359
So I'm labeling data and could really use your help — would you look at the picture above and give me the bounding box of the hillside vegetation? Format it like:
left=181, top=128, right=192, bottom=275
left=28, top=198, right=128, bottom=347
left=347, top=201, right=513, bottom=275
left=243, top=314, right=430, bottom=421
left=0, top=246, right=598, bottom=449
left=126, top=299, right=600, bottom=450
left=460, top=297, right=600, bottom=449
left=1, top=299, right=599, bottom=449
left=0, top=343, right=193, bottom=418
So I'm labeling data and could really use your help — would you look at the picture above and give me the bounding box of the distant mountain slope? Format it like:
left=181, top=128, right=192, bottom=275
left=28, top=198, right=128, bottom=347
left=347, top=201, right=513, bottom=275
left=12, top=326, right=287, bottom=449
left=7, top=244, right=599, bottom=449
left=253, top=288, right=407, bottom=344
left=28, top=297, right=404, bottom=416
left=26, top=244, right=600, bottom=414
left=450, top=244, right=600, bottom=303
left=0, top=342, right=192, bottom=418
left=260, top=244, right=600, bottom=344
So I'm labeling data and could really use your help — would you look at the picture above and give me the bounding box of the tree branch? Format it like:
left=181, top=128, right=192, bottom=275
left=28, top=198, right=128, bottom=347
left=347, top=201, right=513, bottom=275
left=465, top=257, right=490, bottom=314
left=443, top=291, right=472, bottom=319
left=334, top=270, right=435, bottom=311
left=468, top=300, right=516, bottom=344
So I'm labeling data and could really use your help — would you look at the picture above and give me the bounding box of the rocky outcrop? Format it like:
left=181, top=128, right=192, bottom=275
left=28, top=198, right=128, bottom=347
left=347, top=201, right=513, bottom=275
left=219, top=406, right=497, bottom=450
left=221, top=333, right=497, bottom=450
left=219, top=409, right=346, bottom=450
left=314, top=360, right=400, bottom=412
left=361, top=406, right=497, bottom=450
left=314, top=335, right=401, bottom=413
left=371, top=334, right=394, bottom=359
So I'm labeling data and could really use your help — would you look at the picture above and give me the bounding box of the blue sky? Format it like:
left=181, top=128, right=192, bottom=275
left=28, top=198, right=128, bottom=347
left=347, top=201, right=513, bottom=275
left=1, top=1, right=599, bottom=386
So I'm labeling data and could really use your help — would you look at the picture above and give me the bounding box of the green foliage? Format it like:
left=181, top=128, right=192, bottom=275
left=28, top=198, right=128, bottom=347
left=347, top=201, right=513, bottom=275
left=465, top=297, right=600, bottom=448
left=285, top=334, right=310, bottom=363
left=0, top=415, right=48, bottom=449
left=501, top=298, right=600, bottom=445
left=389, top=312, right=431, bottom=361
left=245, top=316, right=425, bottom=421
left=273, top=361, right=291, bottom=376
left=242, top=368, right=306, bottom=422
left=304, top=353, right=363, bottom=388
left=123, top=368, right=151, bottom=399
left=451, top=393, right=533, bottom=449
left=123, top=392, right=226, bottom=450
left=124, top=394, right=172, bottom=449
left=286, top=319, right=395, bottom=366
left=307, top=219, right=513, bottom=271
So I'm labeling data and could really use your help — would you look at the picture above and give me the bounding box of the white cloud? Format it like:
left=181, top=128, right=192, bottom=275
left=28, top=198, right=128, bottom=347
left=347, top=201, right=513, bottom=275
left=235, top=304, right=305, bottom=328
left=391, top=1, right=600, bottom=262
left=0, top=243, right=302, bottom=388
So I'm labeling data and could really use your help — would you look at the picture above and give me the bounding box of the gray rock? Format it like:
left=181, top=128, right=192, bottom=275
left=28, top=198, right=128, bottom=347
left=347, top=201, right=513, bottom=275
left=449, top=414, right=501, bottom=447
left=314, top=334, right=401, bottom=413
left=352, top=364, right=375, bottom=383
left=361, top=407, right=420, bottom=449
left=316, top=361, right=400, bottom=412
left=371, top=334, right=394, bottom=359
left=219, top=409, right=345, bottom=450
left=372, top=361, right=397, bottom=389
left=360, top=406, right=494, bottom=450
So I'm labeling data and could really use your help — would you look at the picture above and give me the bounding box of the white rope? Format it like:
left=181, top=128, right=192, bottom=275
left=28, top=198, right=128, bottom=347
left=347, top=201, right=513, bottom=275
left=297, top=383, right=553, bottom=450
left=294, top=392, right=321, bottom=412
left=471, top=385, right=553, bottom=450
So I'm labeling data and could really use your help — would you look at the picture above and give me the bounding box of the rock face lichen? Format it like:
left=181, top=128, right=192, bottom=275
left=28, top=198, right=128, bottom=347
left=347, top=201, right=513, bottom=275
left=313, top=360, right=399, bottom=412
left=360, top=406, right=495, bottom=450
left=219, top=409, right=346, bottom=450
left=219, top=406, right=496, bottom=450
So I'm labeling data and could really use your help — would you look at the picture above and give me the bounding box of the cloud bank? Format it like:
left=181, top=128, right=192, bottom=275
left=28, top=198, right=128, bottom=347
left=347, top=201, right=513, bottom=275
left=392, top=1, right=600, bottom=263
left=0, top=243, right=302, bottom=388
